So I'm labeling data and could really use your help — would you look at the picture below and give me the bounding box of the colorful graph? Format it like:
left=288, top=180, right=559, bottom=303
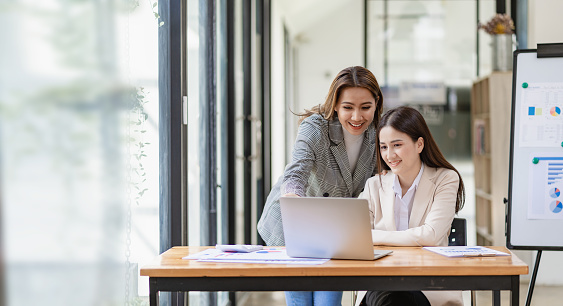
left=550, top=200, right=563, bottom=213
left=533, top=157, right=563, bottom=185
left=529, top=155, right=563, bottom=219
left=550, top=106, right=561, bottom=116
left=528, top=107, right=543, bottom=116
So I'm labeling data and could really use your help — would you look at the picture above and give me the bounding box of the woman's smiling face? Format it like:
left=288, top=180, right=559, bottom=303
left=335, top=87, right=376, bottom=136
left=378, top=126, right=424, bottom=180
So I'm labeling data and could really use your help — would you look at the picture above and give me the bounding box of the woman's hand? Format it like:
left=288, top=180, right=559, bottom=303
left=282, top=193, right=300, bottom=197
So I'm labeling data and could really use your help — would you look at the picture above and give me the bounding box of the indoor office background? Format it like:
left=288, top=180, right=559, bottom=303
left=1, top=1, right=562, bottom=306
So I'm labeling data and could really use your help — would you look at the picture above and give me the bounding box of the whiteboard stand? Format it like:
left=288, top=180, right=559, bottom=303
left=507, top=42, right=563, bottom=306
left=525, top=250, right=541, bottom=306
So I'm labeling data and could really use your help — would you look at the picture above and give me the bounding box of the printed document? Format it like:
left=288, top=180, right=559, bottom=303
left=183, top=247, right=329, bottom=265
left=423, top=246, right=509, bottom=257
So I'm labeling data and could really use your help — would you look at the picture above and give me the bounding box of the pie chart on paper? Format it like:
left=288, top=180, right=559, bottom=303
left=550, top=188, right=561, bottom=198
left=550, top=106, right=561, bottom=117
left=550, top=200, right=563, bottom=213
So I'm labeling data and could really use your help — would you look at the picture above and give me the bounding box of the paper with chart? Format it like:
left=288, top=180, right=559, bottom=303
left=183, top=247, right=329, bottom=265
left=528, top=153, right=563, bottom=219
left=519, top=82, right=563, bottom=147
left=423, top=246, right=509, bottom=257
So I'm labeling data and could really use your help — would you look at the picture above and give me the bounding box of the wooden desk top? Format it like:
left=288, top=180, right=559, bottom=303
left=140, top=246, right=528, bottom=278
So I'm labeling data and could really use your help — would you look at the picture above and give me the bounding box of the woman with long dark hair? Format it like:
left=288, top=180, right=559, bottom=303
left=357, top=106, right=465, bottom=306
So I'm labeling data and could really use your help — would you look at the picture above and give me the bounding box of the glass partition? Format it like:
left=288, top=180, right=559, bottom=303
left=366, top=0, right=495, bottom=160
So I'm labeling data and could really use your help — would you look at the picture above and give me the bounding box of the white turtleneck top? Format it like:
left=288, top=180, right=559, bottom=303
left=342, top=127, right=364, bottom=174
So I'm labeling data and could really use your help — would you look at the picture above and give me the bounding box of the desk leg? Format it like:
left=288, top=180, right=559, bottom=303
left=150, top=278, right=159, bottom=306
left=493, top=290, right=500, bottom=306
left=512, top=276, right=520, bottom=306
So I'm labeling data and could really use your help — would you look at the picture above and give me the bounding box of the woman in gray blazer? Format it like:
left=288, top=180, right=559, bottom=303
left=258, top=66, right=384, bottom=306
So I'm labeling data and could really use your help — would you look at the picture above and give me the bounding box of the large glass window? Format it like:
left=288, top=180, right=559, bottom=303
left=366, top=0, right=495, bottom=162
left=184, top=1, right=267, bottom=305
left=367, top=0, right=495, bottom=87
left=0, top=1, right=160, bottom=304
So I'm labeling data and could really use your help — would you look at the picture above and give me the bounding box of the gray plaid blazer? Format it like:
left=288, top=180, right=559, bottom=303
left=257, top=114, right=378, bottom=246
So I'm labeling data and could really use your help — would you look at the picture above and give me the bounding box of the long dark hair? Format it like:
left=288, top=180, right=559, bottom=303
left=298, top=66, right=383, bottom=126
left=377, top=106, right=465, bottom=213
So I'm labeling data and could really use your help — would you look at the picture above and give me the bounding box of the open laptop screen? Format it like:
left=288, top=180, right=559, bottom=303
left=280, top=197, right=384, bottom=260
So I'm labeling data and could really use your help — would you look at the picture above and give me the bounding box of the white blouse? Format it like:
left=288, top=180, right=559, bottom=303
left=392, top=163, right=424, bottom=231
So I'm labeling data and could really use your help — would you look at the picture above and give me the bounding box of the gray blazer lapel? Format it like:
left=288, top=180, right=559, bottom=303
left=329, top=118, right=353, bottom=196
left=379, top=173, right=397, bottom=231
left=409, top=166, right=436, bottom=228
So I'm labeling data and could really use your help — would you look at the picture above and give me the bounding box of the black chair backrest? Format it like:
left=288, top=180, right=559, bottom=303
left=448, top=218, right=467, bottom=246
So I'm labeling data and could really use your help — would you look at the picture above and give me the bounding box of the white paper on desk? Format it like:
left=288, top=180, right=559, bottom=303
left=423, top=246, right=509, bottom=257
left=197, top=258, right=328, bottom=265
left=183, top=248, right=224, bottom=260
left=183, top=248, right=329, bottom=265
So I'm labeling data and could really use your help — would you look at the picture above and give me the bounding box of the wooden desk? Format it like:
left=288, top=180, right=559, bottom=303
left=141, top=246, right=528, bottom=306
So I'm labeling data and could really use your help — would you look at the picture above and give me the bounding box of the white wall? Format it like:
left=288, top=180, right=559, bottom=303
left=293, top=0, right=364, bottom=116
left=269, top=0, right=363, bottom=182
left=528, top=0, right=563, bottom=48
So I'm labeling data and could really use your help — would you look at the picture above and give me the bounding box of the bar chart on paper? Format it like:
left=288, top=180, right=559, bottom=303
left=529, top=154, right=563, bottom=219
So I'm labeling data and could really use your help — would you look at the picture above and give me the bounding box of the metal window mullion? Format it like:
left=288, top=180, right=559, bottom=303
left=243, top=0, right=252, bottom=245
left=159, top=0, right=184, bottom=254
left=208, top=0, right=218, bottom=247
left=198, top=0, right=217, bottom=305
left=181, top=0, right=188, bottom=249
left=198, top=0, right=217, bottom=248
left=226, top=0, right=236, bottom=246
left=383, top=0, right=388, bottom=86
left=224, top=1, right=237, bottom=303
left=496, top=0, right=506, bottom=14
left=515, top=0, right=527, bottom=49
left=158, top=0, right=185, bottom=305
left=257, top=0, right=271, bottom=246
left=476, top=0, right=480, bottom=77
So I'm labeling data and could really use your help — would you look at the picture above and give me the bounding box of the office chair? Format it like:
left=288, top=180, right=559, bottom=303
left=448, top=218, right=467, bottom=246
left=448, top=218, right=476, bottom=306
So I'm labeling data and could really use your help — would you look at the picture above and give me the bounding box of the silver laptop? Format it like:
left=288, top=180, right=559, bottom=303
left=280, top=197, right=392, bottom=260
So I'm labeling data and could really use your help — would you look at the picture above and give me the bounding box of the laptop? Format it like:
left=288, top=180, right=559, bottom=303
left=280, top=197, right=393, bottom=260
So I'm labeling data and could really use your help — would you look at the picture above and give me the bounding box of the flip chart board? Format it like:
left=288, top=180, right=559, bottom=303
left=507, top=44, right=563, bottom=250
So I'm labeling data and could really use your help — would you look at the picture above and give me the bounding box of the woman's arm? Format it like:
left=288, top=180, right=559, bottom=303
left=280, top=118, right=323, bottom=196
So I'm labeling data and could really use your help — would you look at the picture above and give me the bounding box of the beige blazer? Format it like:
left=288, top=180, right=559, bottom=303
left=355, top=166, right=463, bottom=306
